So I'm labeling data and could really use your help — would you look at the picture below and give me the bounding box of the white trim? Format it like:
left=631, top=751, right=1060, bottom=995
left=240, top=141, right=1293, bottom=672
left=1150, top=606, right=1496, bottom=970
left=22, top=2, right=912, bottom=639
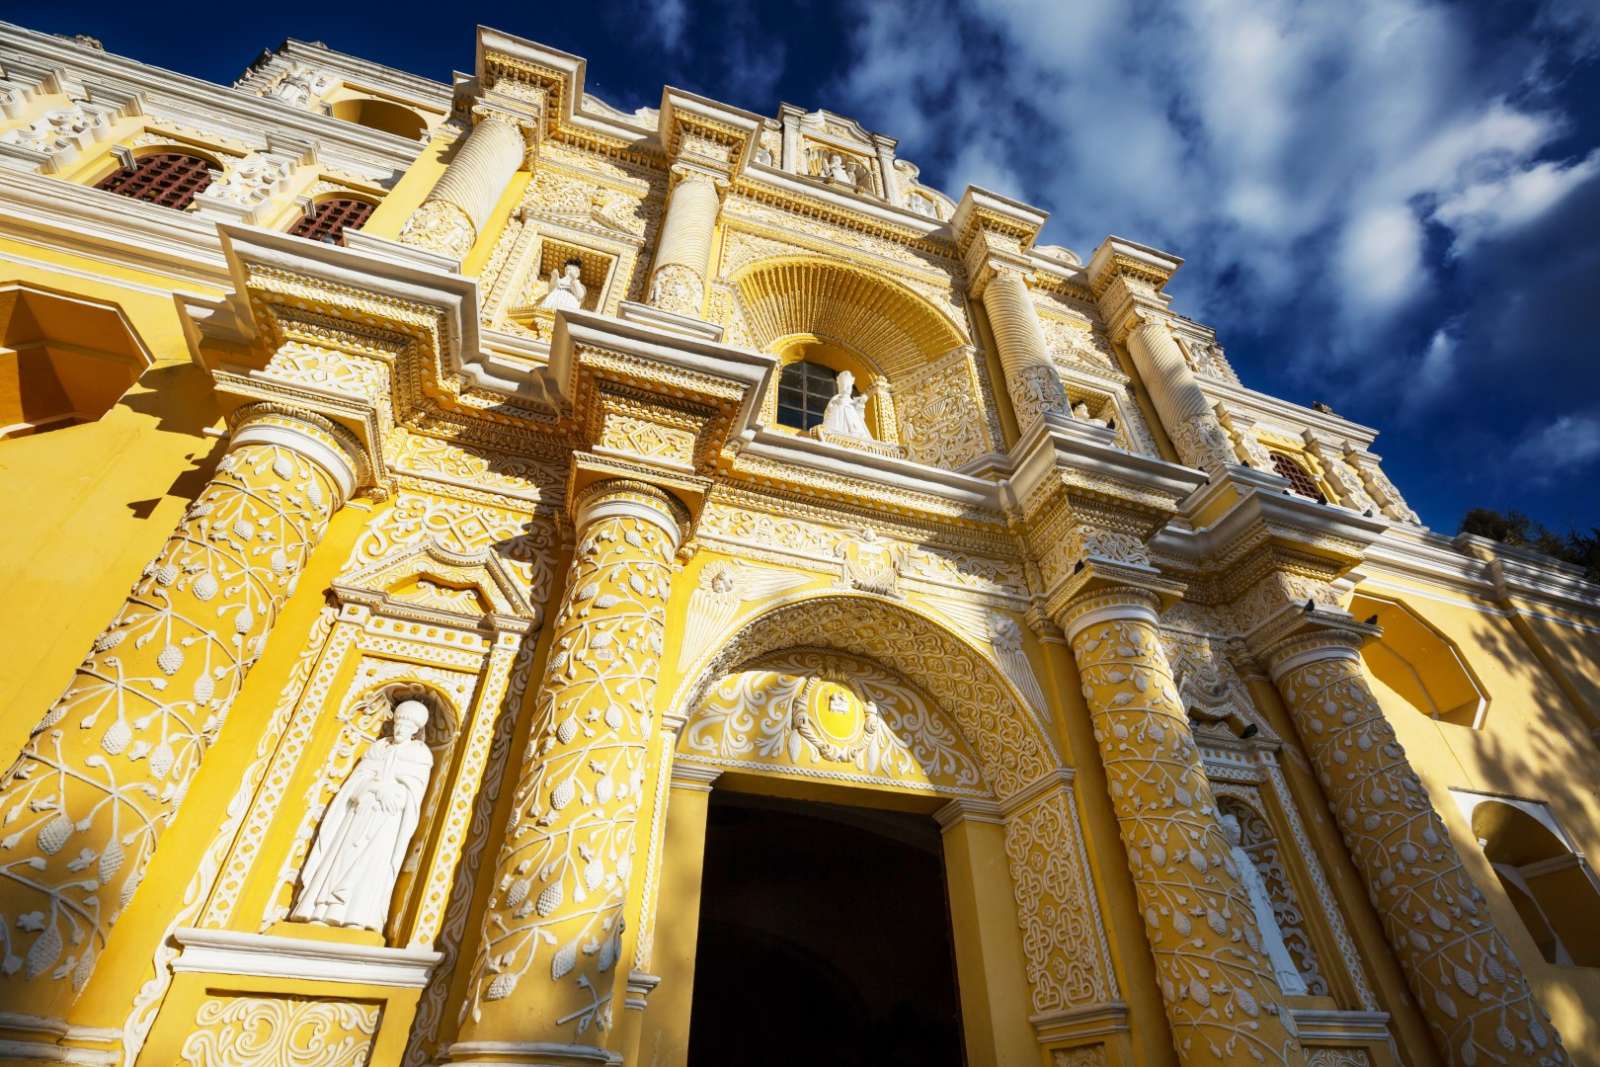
left=0, top=1042, right=116, bottom=1066
left=447, top=1041, right=623, bottom=1065
left=573, top=492, right=683, bottom=550
left=1267, top=642, right=1359, bottom=682
left=170, top=926, right=442, bottom=988
left=230, top=421, right=357, bottom=504
left=1063, top=600, right=1159, bottom=642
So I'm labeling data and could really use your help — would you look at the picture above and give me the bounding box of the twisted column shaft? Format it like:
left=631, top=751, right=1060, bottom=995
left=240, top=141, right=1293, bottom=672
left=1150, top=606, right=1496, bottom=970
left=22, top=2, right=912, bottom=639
left=0, top=410, right=359, bottom=1018
left=1063, top=590, right=1304, bottom=1067
left=1268, top=633, right=1570, bottom=1067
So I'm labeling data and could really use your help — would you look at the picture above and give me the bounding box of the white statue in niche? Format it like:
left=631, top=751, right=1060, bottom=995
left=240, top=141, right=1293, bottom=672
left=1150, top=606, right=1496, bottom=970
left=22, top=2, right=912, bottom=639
left=820, top=370, right=873, bottom=440
left=539, top=258, right=587, bottom=311
left=1221, top=812, right=1308, bottom=995
left=823, top=152, right=858, bottom=189
left=291, top=699, right=434, bottom=931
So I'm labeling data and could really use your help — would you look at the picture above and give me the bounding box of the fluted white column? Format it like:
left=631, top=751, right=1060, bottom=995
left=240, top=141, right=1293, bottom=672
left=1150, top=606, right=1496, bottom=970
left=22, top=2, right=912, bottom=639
left=399, top=112, right=527, bottom=260
left=983, top=268, right=1070, bottom=430
left=646, top=167, right=722, bottom=318
left=1124, top=317, right=1235, bottom=473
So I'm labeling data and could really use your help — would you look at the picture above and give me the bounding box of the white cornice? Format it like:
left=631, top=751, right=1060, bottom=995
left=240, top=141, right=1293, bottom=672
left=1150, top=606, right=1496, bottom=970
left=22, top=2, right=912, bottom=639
left=171, top=926, right=442, bottom=987
left=0, top=22, right=431, bottom=174
left=1197, top=375, right=1379, bottom=446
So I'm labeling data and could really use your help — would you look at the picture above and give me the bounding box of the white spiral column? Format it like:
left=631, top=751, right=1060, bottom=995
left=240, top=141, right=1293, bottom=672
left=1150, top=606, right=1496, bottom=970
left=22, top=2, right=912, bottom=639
left=646, top=166, right=723, bottom=318
left=983, top=268, right=1070, bottom=430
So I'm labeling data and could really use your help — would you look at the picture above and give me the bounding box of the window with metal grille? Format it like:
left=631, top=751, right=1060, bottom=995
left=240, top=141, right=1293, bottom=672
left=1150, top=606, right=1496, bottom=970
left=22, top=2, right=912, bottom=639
left=1270, top=451, right=1327, bottom=504
left=776, top=361, right=839, bottom=431
left=95, top=151, right=217, bottom=210
left=289, top=197, right=376, bottom=246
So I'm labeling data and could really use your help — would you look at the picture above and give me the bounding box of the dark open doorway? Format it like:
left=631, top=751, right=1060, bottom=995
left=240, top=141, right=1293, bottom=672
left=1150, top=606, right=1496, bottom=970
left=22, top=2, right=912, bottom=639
left=686, top=790, right=966, bottom=1066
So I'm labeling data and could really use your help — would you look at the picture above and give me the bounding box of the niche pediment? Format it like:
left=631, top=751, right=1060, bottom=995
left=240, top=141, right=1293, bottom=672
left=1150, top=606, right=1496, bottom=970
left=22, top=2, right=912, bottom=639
left=332, top=540, right=538, bottom=632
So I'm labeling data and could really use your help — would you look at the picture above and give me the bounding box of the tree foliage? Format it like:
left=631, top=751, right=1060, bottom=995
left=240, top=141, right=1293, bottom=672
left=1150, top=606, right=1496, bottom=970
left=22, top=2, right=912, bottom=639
left=1459, top=508, right=1600, bottom=584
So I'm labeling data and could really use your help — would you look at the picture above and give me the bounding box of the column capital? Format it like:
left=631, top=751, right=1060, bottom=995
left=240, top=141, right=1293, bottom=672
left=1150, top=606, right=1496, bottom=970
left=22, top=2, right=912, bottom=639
left=229, top=403, right=372, bottom=507
left=1058, top=587, right=1161, bottom=642
left=571, top=478, right=690, bottom=550
left=1261, top=627, right=1364, bottom=681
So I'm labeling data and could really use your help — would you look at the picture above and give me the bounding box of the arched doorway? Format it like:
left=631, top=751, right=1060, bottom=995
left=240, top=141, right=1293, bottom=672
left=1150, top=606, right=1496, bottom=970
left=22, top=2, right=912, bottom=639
left=641, top=591, right=1121, bottom=1066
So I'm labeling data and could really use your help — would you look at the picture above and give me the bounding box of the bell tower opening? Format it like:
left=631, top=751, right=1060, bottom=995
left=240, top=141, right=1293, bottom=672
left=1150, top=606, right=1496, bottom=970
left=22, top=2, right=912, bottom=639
left=687, top=790, right=966, bottom=1065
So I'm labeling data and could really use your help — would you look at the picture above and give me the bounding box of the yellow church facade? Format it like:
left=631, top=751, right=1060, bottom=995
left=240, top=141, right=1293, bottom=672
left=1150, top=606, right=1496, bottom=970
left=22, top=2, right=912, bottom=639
left=0, top=21, right=1597, bottom=1067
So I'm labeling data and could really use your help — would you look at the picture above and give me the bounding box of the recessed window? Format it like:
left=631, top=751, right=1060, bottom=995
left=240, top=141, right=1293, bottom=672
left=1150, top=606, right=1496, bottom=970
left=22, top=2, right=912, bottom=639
left=1270, top=451, right=1326, bottom=504
left=289, top=197, right=376, bottom=246
left=95, top=151, right=217, bottom=210
left=776, top=360, right=839, bottom=431
left=329, top=98, right=428, bottom=140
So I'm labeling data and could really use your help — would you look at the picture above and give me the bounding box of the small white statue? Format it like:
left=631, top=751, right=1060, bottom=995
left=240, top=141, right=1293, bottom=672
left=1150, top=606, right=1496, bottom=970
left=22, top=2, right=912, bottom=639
left=820, top=370, right=873, bottom=440
left=539, top=258, right=587, bottom=312
left=1221, top=813, right=1308, bottom=995
left=292, top=699, right=434, bottom=931
left=824, top=152, right=857, bottom=189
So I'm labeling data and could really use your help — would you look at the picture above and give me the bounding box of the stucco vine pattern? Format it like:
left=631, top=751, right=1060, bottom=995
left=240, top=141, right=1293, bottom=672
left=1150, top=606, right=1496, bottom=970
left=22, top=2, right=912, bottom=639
left=1070, top=600, right=1302, bottom=1067
left=466, top=485, right=676, bottom=1041
left=0, top=439, right=335, bottom=1004
left=179, top=994, right=379, bottom=1067
left=1273, top=640, right=1570, bottom=1067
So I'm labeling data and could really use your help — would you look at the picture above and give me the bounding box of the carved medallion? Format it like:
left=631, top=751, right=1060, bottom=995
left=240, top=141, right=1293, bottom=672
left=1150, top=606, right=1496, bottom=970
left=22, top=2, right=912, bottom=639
left=793, top=675, right=880, bottom=762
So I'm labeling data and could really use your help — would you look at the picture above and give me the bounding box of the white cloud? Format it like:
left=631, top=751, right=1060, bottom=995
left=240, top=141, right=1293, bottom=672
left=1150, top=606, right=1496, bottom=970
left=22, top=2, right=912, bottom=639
left=649, top=0, right=688, bottom=53
left=1433, top=149, right=1600, bottom=255
left=1407, top=327, right=1458, bottom=412
left=831, top=0, right=1589, bottom=390
left=1510, top=413, right=1600, bottom=477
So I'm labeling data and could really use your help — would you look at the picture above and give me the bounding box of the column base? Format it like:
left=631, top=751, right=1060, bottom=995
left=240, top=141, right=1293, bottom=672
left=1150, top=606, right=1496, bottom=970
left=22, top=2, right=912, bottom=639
left=446, top=1041, right=623, bottom=1066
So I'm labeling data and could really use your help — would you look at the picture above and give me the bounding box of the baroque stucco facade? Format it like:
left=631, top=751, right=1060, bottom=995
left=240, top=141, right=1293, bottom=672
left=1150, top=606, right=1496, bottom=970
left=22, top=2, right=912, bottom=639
left=0, top=22, right=1598, bottom=1067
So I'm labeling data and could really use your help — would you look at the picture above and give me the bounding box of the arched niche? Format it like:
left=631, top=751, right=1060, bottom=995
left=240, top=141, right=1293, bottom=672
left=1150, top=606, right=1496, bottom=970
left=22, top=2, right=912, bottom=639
left=1350, top=593, right=1488, bottom=728
left=730, top=258, right=994, bottom=467
left=1457, top=792, right=1600, bottom=967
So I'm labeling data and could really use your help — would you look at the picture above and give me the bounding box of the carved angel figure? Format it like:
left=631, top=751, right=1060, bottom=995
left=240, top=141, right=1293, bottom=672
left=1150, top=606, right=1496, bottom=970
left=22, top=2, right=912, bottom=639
left=820, top=370, right=873, bottom=440
left=291, top=699, right=433, bottom=931
left=1221, top=813, right=1308, bottom=995
left=539, top=259, right=587, bottom=312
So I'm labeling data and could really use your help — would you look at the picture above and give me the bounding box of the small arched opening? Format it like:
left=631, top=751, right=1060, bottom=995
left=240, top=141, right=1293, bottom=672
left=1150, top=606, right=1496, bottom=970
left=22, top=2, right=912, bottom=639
left=329, top=97, right=428, bottom=140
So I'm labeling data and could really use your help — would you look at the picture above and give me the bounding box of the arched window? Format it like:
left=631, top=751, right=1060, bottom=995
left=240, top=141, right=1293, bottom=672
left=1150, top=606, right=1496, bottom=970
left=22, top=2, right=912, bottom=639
left=95, top=151, right=217, bottom=210
left=1269, top=451, right=1326, bottom=504
left=776, top=360, right=839, bottom=431
left=289, top=197, right=376, bottom=246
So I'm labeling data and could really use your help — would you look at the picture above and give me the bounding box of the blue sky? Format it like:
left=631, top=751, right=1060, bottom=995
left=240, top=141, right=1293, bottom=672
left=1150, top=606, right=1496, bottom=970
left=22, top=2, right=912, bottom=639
left=21, top=1, right=1600, bottom=535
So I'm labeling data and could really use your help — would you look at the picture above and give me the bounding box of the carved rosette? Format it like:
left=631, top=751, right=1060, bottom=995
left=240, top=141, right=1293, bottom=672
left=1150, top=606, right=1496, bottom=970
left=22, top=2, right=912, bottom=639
left=0, top=410, right=360, bottom=1013
left=1064, top=590, right=1302, bottom=1067
left=461, top=480, right=685, bottom=1051
left=1267, top=633, right=1570, bottom=1067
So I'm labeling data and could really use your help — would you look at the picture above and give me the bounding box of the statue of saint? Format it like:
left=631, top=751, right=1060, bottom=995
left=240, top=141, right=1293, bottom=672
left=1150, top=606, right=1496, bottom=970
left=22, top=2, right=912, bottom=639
left=820, top=370, right=873, bottom=440
left=539, top=258, right=587, bottom=312
left=824, top=152, right=857, bottom=189
left=1221, top=813, right=1308, bottom=995
left=291, top=699, right=434, bottom=931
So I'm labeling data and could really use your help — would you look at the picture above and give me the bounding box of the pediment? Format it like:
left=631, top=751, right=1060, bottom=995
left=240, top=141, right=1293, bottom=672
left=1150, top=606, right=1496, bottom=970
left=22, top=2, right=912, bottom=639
left=332, top=540, right=538, bottom=631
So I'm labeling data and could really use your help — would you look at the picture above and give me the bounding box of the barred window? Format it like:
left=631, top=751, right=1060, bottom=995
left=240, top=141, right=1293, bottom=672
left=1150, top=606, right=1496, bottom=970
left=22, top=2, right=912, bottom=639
left=1270, top=452, right=1326, bottom=504
left=289, top=197, right=376, bottom=246
left=776, top=361, right=840, bottom=431
left=95, top=151, right=216, bottom=210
